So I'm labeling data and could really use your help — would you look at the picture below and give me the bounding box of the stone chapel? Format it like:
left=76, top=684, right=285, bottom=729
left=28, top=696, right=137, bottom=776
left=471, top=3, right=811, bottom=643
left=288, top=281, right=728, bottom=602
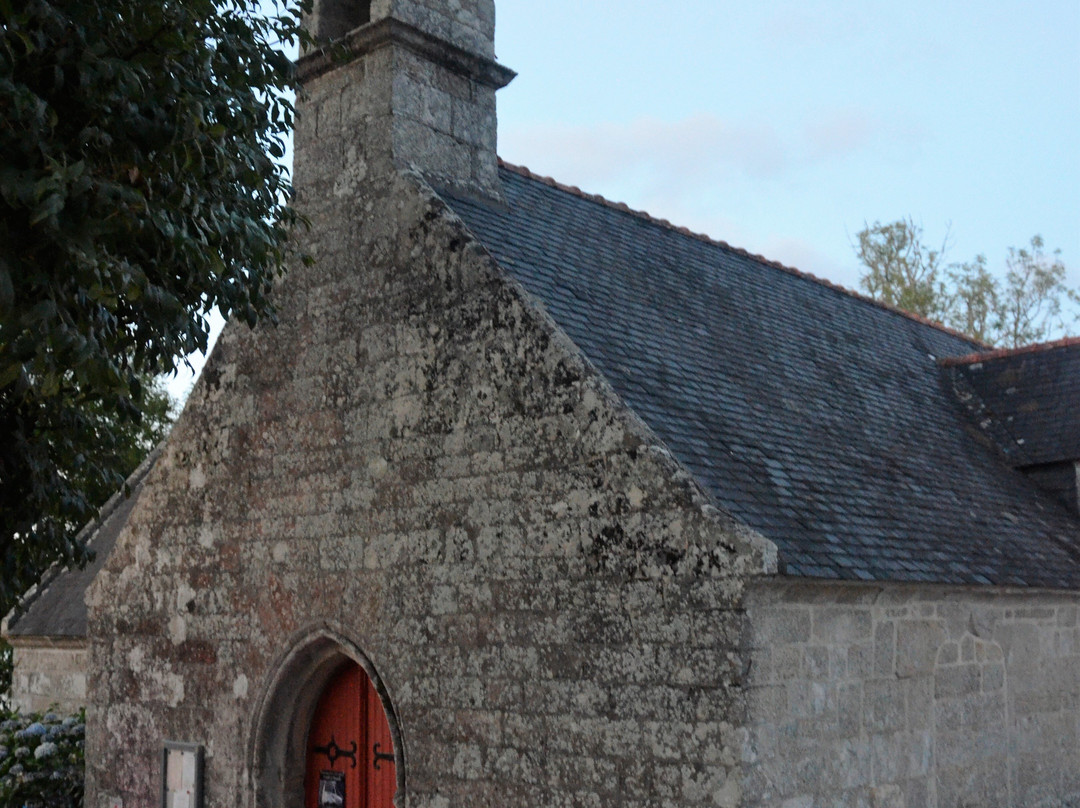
left=5, top=0, right=1080, bottom=806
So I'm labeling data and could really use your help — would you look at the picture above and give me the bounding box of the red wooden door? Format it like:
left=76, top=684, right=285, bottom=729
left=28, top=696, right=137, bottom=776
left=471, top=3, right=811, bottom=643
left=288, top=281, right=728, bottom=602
left=305, top=662, right=396, bottom=808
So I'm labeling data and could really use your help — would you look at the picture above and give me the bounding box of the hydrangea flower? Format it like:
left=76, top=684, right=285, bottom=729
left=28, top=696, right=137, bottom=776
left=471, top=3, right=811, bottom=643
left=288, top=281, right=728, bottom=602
left=14, top=724, right=44, bottom=741
left=0, top=708, right=85, bottom=803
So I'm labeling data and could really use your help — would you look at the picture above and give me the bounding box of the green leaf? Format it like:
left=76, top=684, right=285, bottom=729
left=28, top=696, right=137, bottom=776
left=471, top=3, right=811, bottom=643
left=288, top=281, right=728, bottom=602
left=0, top=363, right=22, bottom=389
left=15, top=30, right=35, bottom=55
left=0, top=0, right=306, bottom=620
left=29, top=192, right=66, bottom=225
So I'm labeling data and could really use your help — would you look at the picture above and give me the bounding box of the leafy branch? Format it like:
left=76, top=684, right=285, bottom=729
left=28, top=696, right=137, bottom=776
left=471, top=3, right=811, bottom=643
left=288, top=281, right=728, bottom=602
left=0, top=0, right=311, bottom=613
left=855, top=220, right=1077, bottom=347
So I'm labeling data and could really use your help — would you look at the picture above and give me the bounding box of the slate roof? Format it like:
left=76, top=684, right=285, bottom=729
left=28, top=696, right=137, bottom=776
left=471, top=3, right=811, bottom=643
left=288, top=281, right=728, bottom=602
left=442, top=164, right=1080, bottom=588
left=3, top=451, right=157, bottom=639
left=940, top=338, right=1080, bottom=468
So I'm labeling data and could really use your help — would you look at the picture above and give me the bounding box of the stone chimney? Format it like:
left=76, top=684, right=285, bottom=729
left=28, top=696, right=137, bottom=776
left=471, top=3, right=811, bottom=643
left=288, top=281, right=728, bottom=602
left=294, top=0, right=515, bottom=199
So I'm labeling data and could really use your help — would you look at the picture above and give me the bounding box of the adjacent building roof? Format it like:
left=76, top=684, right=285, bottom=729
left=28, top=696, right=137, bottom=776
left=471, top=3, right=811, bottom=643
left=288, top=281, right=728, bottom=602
left=443, top=164, right=1080, bottom=588
left=3, top=451, right=157, bottom=640
left=941, top=338, right=1080, bottom=468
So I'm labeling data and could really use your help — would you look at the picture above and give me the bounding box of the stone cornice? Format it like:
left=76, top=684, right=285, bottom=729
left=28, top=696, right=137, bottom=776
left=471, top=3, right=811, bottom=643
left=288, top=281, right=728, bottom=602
left=296, top=17, right=516, bottom=88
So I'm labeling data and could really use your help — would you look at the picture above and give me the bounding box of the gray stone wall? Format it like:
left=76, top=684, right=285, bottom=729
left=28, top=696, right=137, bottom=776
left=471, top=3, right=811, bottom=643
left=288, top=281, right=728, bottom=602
left=298, top=0, right=509, bottom=197
left=307, top=0, right=495, bottom=57
left=379, top=0, right=495, bottom=57
left=8, top=640, right=88, bottom=715
left=84, top=167, right=769, bottom=808
left=742, top=579, right=1080, bottom=807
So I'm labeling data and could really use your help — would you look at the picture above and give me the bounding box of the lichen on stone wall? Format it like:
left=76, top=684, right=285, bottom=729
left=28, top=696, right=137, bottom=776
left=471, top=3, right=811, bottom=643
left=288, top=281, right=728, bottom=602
left=85, top=167, right=763, bottom=808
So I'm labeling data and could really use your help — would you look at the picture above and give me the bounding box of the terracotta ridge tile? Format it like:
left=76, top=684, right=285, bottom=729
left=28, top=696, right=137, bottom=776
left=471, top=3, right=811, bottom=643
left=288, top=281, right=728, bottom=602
left=938, top=336, right=1080, bottom=367
left=496, top=159, right=986, bottom=349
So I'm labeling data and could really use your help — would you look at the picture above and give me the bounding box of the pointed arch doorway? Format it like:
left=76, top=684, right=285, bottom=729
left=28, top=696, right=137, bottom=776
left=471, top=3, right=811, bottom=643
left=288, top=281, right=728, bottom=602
left=305, top=660, right=396, bottom=808
left=250, top=629, right=403, bottom=808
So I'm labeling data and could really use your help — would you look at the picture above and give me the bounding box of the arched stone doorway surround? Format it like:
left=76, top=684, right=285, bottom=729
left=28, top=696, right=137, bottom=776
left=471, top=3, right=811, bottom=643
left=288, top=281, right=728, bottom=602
left=247, top=625, right=406, bottom=808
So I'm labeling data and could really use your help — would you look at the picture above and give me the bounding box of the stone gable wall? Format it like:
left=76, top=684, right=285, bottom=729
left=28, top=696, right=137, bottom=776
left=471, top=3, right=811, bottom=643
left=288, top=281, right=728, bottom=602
left=85, top=168, right=768, bottom=808
left=742, top=580, right=1080, bottom=807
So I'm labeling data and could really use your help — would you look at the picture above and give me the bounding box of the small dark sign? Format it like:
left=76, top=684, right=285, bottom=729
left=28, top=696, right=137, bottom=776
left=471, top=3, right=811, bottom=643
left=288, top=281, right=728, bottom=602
left=319, top=771, right=345, bottom=808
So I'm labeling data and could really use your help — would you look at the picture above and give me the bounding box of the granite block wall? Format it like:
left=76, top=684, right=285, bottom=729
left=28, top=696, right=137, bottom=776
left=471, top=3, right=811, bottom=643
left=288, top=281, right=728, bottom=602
left=84, top=167, right=769, bottom=808
left=306, top=0, right=495, bottom=58
left=379, top=0, right=495, bottom=57
left=8, top=640, right=88, bottom=715
left=742, top=580, right=1080, bottom=808
left=297, top=2, right=509, bottom=198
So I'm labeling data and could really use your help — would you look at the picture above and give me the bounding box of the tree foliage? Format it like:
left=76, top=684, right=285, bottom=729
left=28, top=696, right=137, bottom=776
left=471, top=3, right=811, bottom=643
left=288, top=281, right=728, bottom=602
left=855, top=218, right=949, bottom=322
left=0, top=0, right=308, bottom=611
left=946, top=254, right=999, bottom=344
left=995, top=236, right=1077, bottom=348
left=0, top=373, right=173, bottom=619
left=855, top=220, right=1077, bottom=347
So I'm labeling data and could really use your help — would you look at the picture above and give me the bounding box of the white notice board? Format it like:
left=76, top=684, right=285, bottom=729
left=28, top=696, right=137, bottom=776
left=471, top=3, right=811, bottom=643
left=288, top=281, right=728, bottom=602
left=161, top=742, right=204, bottom=808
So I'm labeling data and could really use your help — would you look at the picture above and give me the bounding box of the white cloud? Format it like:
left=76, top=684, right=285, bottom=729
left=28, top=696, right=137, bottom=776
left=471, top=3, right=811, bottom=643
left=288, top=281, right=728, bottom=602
left=500, top=110, right=881, bottom=198
left=496, top=112, right=892, bottom=282
left=802, top=112, right=877, bottom=161
left=501, top=115, right=783, bottom=191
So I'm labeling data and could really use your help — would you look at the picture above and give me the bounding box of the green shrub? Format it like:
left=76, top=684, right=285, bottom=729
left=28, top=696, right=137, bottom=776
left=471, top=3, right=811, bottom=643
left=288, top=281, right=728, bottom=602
left=0, top=708, right=84, bottom=807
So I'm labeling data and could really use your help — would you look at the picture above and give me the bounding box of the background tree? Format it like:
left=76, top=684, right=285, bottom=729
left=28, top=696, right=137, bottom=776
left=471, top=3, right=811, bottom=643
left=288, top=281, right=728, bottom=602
left=946, top=254, right=999, bottom=344
left=854, top=218, right=950, bottom=322
left=0, top=0, right=308, bottom=613
left=996, top=236, right=1077, bottom=348
left=0, top=373, right=173, bottom=621
left=854, top=220, right=1077, bottom=348
left=0, top=376, right=171, bottom=700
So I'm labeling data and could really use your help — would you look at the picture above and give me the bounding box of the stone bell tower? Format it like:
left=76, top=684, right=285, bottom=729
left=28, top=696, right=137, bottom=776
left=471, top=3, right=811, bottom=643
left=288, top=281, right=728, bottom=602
left=294, top=0, right=515, bottom=200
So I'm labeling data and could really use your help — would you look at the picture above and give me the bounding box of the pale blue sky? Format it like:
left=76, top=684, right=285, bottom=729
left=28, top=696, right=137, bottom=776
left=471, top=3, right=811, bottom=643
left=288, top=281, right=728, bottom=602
left=167, top=0, right=1080, bottom=400
left=495, top=0, right=1079, bottom=289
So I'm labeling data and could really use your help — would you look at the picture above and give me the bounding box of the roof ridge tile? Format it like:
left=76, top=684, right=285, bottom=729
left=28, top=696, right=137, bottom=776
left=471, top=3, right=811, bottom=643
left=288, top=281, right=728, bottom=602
left=938, top=336, right=1080, bottom=367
